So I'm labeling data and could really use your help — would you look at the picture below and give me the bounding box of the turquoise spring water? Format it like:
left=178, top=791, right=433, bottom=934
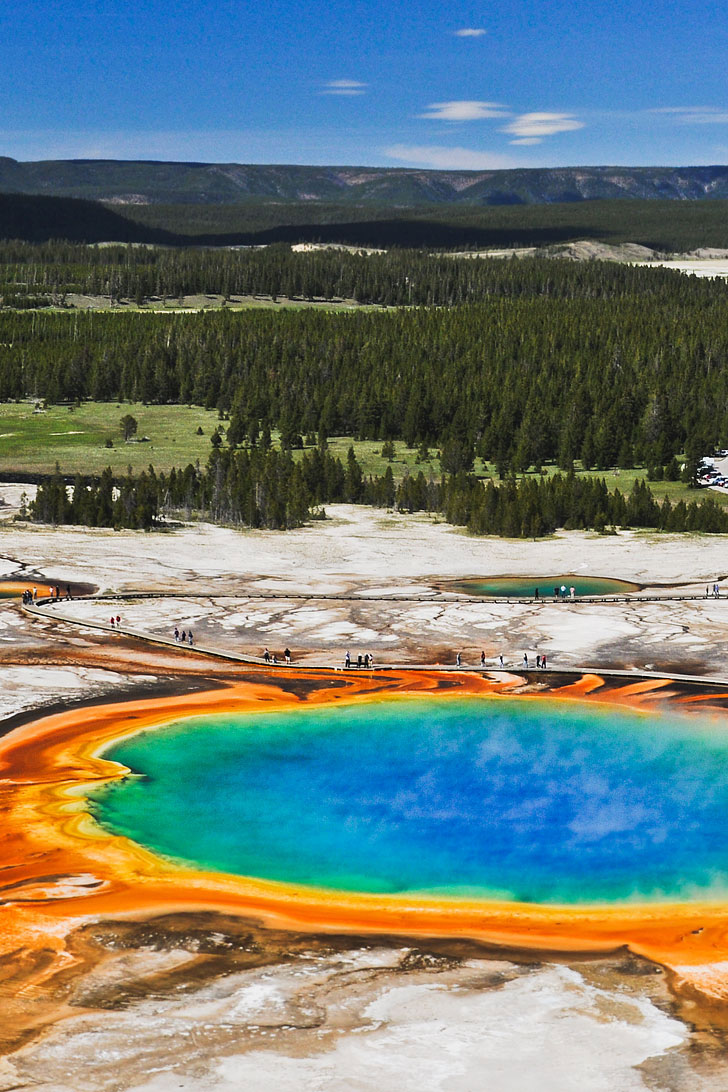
left=89, top=695, right=728, bottom=904
left=452, top=576, right=640, bottom=597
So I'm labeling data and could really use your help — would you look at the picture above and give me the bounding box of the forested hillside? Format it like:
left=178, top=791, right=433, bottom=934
left=4, top=158, right=728, bottom=206
left=2, top=255, right=727, bottom=476
left=3, top=192, right=728, bottom=250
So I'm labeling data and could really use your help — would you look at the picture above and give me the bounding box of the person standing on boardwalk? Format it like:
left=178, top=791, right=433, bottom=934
left=536, top=654, right=541, bottom=669
left=499, top=654, right=504, bottom=668
left=345, top=650, right=351, bottom=668
left=264, top=648, right=270, bottom=663
left=480, top=650, right=485, bottom=666
left=523, top=653, right=528, bottom=669
left=541, top=653, right=547, bottom=669
left=456, top=652, right=462, bottom=667
left=284, top=647, right=291, bottom=664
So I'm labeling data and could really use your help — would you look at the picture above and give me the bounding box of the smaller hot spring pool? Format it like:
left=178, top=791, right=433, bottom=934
left=451, top=576, right=641, bottom=598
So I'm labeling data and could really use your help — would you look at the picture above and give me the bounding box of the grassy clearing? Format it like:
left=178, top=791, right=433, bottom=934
left=0, top=403, right=722, bottom=511
left=0, top=402, right=221, bottom=475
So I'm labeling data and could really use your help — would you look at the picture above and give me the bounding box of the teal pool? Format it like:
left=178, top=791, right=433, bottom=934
left=90, top=694, right=728, bottom=905
left=451, top=576, right=640, bottom=597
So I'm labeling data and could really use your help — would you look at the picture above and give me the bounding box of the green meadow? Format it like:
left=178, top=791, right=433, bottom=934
left=0, top=402, right=219, bottom=475
left=0, top=401, right=722, bottom=512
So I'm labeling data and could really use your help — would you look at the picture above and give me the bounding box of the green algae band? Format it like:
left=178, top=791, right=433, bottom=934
left=91, top=696, right=728, bottom=904
left=452, top=576, right=640, bottom=598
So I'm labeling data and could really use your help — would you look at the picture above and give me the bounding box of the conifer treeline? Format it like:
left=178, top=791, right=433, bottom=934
left=4, top=276, right=728, bottom=470
left=2, top=242, right=726, bottom=308
left=29, top=449, right=728, bottom=536
left=29, top=467, right=159, bottom=529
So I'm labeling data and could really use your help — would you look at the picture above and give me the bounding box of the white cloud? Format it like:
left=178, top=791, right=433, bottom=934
left=383, top=144, right=523, bottom=170
left=502, top=112, right=584, bottom=143
left=454, top=27, right=487, bottom=37
left=650, top=107, right=728, bottom=124
left=420, top=100, right=509, bottom=121
left=509, top=137, right=542, bottom=145
left=321, top=80, right=367, bottom=96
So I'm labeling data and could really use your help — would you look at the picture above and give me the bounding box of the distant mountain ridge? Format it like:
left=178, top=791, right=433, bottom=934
left=2, top=157, right=728, bottom=206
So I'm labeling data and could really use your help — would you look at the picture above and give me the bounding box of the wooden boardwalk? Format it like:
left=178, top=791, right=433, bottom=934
left=22, top=592, right=728, bottom=689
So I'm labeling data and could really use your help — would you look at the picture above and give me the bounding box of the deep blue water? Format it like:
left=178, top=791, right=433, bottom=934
left=89, top=695, right=728, bottom=904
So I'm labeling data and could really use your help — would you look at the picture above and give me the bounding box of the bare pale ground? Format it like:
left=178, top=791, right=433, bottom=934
left=7, top=501, right=728, bottom=673
left=5, top=501, right=728, bottom=1089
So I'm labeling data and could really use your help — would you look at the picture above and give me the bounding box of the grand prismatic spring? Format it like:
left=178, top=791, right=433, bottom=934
left=5, top=667, right=728, bottom=1012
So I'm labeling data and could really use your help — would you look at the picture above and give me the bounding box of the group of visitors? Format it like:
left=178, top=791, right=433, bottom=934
left=263, top=647, right=291, bottom=664
left=545, top=585, right=575, bottom=600
left=708, top=583, right=722, bottom=598
left=173, top=626, right=194, bottom=645
left=110, top=614, right=121, bottom=627
left=455, top=651, right=548, bottom=670
left=345, top=651, right=374, bottom=669
left=22, top=584, right=72, bottom=604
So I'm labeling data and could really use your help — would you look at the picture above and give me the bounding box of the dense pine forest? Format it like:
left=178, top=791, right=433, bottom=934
left=2, top=256, right=728, bottom=470
left=1, top=238, right=717, bottom=307
left=9, top=247, right=728, bottom=536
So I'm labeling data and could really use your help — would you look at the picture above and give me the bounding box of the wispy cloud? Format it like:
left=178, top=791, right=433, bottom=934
left=420, top=100, right=509, bottom=121
left=384, top=144, right=522, bottom=170
left=650, top=106, right=728, bottom=124
left=321, top=80, right=367, bottom=96
left=502, top=112, right=584, bottom=143
left=454, top=27, right=487, bottom=37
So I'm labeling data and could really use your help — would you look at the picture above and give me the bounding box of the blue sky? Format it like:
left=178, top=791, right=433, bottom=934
left=2, top=0, right=727, bottom=168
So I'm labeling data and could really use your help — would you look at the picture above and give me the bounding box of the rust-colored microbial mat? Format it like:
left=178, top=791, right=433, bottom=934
left=3, top=668, right=728, bottom=1027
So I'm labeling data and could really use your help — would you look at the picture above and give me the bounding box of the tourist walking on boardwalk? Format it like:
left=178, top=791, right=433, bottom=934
left=480, top=650, right=485, bottom=666
left=263, top=648, right=270, bottom=663
left=499, top=654, right=504, bottom=668
left=456, top=652, right=461, bottom=667
left=174, top=627, right=180, bottom=642
left=188, top=631, right=193, bottom=645
left=345, top=650, right=351, bottom=668
left=536, top=654, right=541, bottom=669
left=357, top=654, right=363, bottom=668
left=541, top=653, right=547, bottom=669
left=368, top=652, right=374, bottom=668
left=285, top=647, right=291, bottom=664
left=523, top=653, right=528, bottom=668
left=570, top=586, right=575, bottom=599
